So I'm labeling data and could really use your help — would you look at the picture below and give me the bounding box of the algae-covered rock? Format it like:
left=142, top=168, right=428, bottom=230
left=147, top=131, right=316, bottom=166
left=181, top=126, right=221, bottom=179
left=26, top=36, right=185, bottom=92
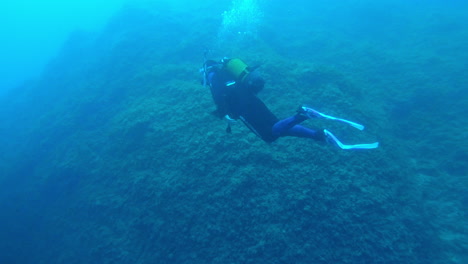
left=0, top=1, right=466, bottom=264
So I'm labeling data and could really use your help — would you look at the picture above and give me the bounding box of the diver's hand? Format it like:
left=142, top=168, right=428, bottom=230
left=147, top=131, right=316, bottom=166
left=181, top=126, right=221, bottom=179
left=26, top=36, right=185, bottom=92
left=224, top=115, right=237, bottom=124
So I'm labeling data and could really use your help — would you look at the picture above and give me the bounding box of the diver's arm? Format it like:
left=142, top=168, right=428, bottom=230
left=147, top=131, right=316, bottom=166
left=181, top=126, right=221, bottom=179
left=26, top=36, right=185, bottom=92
left=210, top=90, right=229, bottom=118
left=209, top=73, right=231, bottom=118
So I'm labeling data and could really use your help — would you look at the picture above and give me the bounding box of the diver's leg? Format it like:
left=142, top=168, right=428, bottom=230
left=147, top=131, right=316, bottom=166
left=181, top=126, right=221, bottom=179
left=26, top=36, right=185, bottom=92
left=282, top=125, right=326, bottom=141
left=272, top=115, right=325, bottom=141
left=271, top=114, right=307, bottom=137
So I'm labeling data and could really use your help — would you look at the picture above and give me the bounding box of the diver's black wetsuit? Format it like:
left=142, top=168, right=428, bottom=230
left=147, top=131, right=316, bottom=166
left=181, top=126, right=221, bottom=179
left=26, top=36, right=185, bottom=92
left=208, top=66, right=324, bottom=143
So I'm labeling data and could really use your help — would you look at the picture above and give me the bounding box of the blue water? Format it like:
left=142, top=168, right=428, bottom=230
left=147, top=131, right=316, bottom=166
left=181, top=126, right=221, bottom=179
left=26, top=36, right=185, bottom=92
left=0, top=0, right=126, bottom=94
left=0, top=0, right=466, bottom=263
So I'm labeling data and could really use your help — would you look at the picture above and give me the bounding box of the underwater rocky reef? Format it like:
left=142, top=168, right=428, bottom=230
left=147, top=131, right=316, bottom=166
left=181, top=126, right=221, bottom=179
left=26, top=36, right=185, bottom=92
left=0, top=1, right=466, bottom=263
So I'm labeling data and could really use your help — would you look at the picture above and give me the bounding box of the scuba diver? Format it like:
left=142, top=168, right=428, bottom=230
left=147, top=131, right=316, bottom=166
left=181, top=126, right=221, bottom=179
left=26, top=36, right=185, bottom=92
left=201, top=57, right=379, bottom=150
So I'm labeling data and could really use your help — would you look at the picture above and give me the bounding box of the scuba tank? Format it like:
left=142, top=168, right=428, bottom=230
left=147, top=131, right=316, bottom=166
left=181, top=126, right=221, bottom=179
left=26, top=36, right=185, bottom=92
left=201, top=55, right=263, bottom=94
left=222, top=57, right=263, bottom=94
left=223, top=58, right=250, bottom=83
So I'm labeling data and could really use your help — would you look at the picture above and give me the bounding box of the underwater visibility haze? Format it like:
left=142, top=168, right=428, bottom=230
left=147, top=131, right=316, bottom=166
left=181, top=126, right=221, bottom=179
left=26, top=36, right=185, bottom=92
left=0, top=0, right=466, bottom=263
left=0, top=0, right=126, bottom=94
